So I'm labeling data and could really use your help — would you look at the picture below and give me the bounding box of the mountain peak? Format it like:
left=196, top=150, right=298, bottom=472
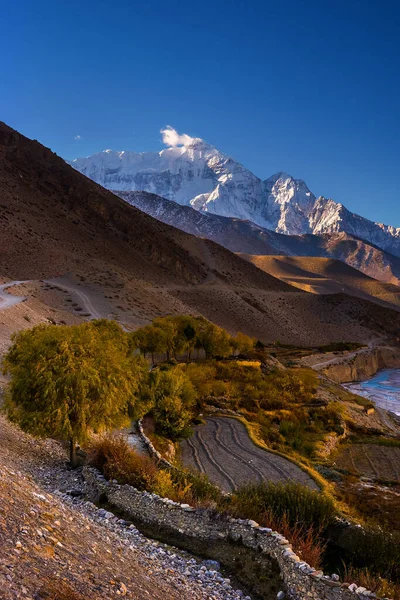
left=267, top=171, right=294, bottom=183
left=68, top=129, right=400, bottom=257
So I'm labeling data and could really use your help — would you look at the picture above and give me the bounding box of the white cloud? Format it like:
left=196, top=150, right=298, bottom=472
left=74, top=134, right=82, bottom=140
left=160, top=126, right=194, bottom=147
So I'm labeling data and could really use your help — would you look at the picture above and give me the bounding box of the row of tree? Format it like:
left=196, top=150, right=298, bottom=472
left=3, top=317, right=254, bottom=464
left=129, top=315, right=254, bottom=362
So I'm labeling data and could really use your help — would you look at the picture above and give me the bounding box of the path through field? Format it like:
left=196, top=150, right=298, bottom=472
left=180, top=417, right=318, bottom=493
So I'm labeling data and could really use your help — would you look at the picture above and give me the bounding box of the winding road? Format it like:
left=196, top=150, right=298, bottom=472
left=180, top=417, right=318, bottom=493
left=0, top=281, right=28, bottom=310
left=45, top=280, right=103, bottom=320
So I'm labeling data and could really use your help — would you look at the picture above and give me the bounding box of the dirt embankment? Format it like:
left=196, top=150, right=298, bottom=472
left=321, top=346, right=400, bottom=383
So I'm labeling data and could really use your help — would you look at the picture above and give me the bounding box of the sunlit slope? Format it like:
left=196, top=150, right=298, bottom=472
left=241, top=255, right=400, bottom=310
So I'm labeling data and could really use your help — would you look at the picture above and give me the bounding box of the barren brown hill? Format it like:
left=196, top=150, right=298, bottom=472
left=117, top=191, right=400, bottom=286
left=1, top=121, right=400, bottom=346
left=241, top=255, right=400, bottom=311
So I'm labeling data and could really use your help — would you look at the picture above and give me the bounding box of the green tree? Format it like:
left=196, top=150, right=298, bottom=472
left=152, top=317, right=179, bottom=360
left=195, top=318, right=231, bottom=358
left=230, top=332, right=255, bottom=356
left=174, top=315, right=197, bottom=361
left=3, top=321, right=146, bottom=466
left=148, top=369, right=196, bottom=439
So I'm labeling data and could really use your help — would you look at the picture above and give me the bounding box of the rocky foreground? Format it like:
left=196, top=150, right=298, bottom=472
left=0, top=415, right=251, bottom=600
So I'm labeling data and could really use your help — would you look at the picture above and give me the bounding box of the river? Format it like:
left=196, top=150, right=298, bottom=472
left=344, top=369, right=400, bottom=416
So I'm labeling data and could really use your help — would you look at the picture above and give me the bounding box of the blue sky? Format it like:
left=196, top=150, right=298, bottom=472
left=2, top=0, right=399, bottom=226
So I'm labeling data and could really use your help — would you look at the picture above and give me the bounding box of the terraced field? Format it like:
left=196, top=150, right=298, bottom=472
left=180, top=417, right=318, bottom=493
left=335, top=443, right=400, bottom=482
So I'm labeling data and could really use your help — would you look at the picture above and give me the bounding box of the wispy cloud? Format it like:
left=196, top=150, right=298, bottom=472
left=74, top=134, right=83, bottom=140
left=160, top=126, right=193, bottom=147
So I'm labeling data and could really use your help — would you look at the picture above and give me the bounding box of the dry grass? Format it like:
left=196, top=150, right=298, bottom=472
left=344, top=567, right=400, bottom=600
left=267, top=512, right=326, bottom=569
left=87, top=435, right=224, bottom=507
left=87, top=435, right=158, bottom=491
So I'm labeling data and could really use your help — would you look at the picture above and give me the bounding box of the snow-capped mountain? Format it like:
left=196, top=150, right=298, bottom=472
left=69, top=127, right=400, bottom=257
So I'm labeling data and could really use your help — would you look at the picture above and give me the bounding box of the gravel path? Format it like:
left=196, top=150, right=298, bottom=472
left=181, top=417, right=318, bottom=492
left=0, top=414, right=253, bottom=600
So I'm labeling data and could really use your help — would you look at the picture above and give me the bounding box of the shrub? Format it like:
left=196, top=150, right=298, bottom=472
left=230, top=482, right=336, bottom=532
left=87, top=435, right=158, bottom=491
left=87, top=435, right=224, bottom=507
left=168, top=465, right=226, bottom=507
left=337, top=525, right=400, bottom=582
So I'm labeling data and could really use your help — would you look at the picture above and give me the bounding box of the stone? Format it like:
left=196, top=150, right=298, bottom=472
left=66, top=489, right=83, bottom=497
left=277, top=592, right=285, bottom=600
left=203, top=560, right=220, bottom=571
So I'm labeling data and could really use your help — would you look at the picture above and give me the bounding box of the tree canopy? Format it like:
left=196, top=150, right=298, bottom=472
left=129, top=315, right=255, bottom=361
left=146, top=368, right=196, bottom=439
left=3, top=320, right=147, bottom=465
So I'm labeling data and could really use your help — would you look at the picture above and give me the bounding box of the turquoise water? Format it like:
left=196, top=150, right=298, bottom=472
left=344, top=369, right=400, bottom=416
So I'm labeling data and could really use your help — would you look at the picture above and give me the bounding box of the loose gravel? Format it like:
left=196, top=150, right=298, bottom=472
left=0, top=414, right=254, bottom=600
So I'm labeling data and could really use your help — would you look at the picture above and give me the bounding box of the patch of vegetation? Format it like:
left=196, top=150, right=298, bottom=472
left=230, top=481, right=336, bottom=532
left=2, top=320, right=148, bottom=466
left=88, top=435, right=225, bottom=506
left=347, top=436, right=400, bottom=448
left=178, top=360, right=343, bottom=459
left=129, top=315, right=254, bottom=362
left=88, top=435, right=330, bottom=567
left=339, top=524, right=400, bottom=585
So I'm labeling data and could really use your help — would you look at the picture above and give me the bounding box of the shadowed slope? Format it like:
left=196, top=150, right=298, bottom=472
left=1, top=121, right=400, bottom=345
left=117, top=190, right=400, bottom=286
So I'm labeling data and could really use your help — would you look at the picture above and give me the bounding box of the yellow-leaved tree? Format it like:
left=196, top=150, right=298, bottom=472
left=3, top=320, right=147, bottom=466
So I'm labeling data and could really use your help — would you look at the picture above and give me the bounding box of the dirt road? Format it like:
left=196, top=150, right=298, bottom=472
left=0, top=280, right=28, bottom=311
left=180, top=417, right=318, bottom=493
left=45, top=279, right=103, bottom=320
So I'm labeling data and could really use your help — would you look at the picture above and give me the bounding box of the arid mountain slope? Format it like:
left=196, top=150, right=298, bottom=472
left=1, top=121, right=400, bottom=346
left=117, top=191, right=400, bottom=286
left=241, top=256, right=400, bottom=310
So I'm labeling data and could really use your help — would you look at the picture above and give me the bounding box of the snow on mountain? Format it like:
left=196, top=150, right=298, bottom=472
left=69, top=127, right=400, bottom=257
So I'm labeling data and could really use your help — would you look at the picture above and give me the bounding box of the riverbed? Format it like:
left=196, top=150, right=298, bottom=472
left=344, top=369, right=400, bottom=416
